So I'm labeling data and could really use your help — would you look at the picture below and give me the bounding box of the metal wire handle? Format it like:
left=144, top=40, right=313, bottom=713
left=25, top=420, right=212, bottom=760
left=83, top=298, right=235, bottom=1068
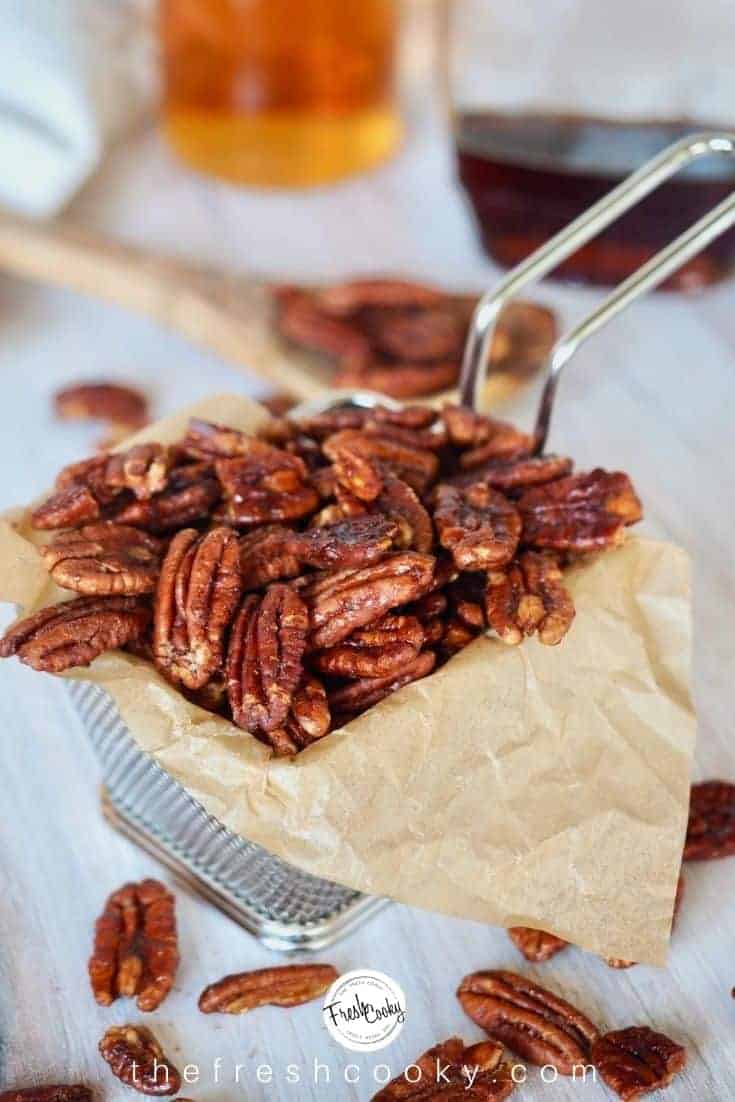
left=458, top=131, right=735, bottom=452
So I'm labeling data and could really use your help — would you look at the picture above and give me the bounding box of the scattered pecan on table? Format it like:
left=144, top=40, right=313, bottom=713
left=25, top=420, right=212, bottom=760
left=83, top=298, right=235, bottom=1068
left=591, top=1026, right=687, bottom=1100
left=88, top=878, right=179, bottom=1012
left=1, top=402, right=642, bottom=753
left=507, top=926, right=569, bottom=964
left=683, top=780, right=735, bottom=861
left=275, top=278, right=556, bottom=399
left=371, top=1037, right=517, bottom=1100
left=457, top=970, right=599, bottom=1076
left=0, top=1089, right=92, bottom=1102
left=198, top=963, right=338, bottom=1014
left=99, top=1025, right=180, bottom=1096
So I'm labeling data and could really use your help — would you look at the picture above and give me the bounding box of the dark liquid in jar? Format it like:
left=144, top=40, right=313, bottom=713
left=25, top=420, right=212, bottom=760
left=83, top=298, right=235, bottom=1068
left=456, top=114, right=735, bottom=289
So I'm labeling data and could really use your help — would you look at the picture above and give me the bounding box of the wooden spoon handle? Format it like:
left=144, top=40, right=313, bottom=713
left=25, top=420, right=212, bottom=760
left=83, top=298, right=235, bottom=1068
left=0, top=211, right=328, bottom=400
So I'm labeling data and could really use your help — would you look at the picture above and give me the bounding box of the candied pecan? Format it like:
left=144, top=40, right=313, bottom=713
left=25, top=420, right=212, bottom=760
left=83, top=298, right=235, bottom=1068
left=408, top=589, right=449, bottom=623
left=276, top=289, right=371, bottom=365
left=449, top=454, right=573, bottom=493
left=329, top=650, right=436, bottom=721
left=215, top=449, right=318, bottom=526
left=31, top=483, right=102, bottom=530
left=441, top=616, right=481, bottom=657
left=442, top=406, right=534, bottom=460
left=313, top=612, right=424, bottom=678
left=89, top=878, right=178, bottom=1012
left=366, top=305, right=465, bottom=363
left=99, top=1025, right=180, bottom=1096
left=363, top=418, right=448, bottom=453
left=54, top=382, right=148, bottom=427
left=303, top=552, right=435, bottom=649
left=226, top=585, right=308, bottom=733
left=329, top=442, right=384, bottom=502
left=684, top=780, right=735, bottom=860
left=372, top=1037, right=515, bottom=1101
left=435, top=484, right=521, bottom=571
left=41, top=523, right=162, bottom=596
left=153, top=527, right=242, bottom=690
left=376, top=478, right=434, bottom=555
left=289, top=515, right=398, bottom=569
left=112, top=464, right=220, bottom=532
left=104, top=444, right=172, bottom=501
left=518, top=470, right=643, bottom=552
left=315, top=278, right=444, bottom=316
left=457, top=970, right=599, bottom=1076
left=591, top=1027, right=686, bottom=1100
left=297, top=407, right=371, bottom=439
left=0, top=1088, right=92, bottom=1102
left=199, top=963, right=338, bottom=1014
left=508, top=927, right=569, bottom=963
left=267, top=675, right=331, bottom=755
left=324, top=428, right=439, bottom=496
left=55, top=454, right=113, bottom=494
left=0, top=596, right=150, bottom=673
left=336, top=359, right=460, bottom=399
left=240, top=525, right=301, bottom=590
left=369, top=404, right=438, bottom=429
left=485, top=551, right=575, bottom=646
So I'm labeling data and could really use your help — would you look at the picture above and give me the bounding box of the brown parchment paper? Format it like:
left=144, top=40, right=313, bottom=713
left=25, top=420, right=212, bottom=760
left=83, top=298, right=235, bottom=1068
left=0, top=394, right=695, bottom=965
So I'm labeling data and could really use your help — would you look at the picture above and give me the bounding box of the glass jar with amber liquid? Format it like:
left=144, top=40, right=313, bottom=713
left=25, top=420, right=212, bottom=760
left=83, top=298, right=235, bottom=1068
left=159, top=0, right=401, bottom=187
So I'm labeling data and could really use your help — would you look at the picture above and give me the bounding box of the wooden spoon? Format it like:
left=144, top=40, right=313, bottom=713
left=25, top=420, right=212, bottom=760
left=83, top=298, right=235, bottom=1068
left=0, top=210, right=554, bottom=405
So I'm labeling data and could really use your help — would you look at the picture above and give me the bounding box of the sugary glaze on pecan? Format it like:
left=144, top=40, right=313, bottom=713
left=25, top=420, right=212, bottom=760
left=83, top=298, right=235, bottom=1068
left=226, top=585, right=309, bottom=734
left=485, top=551, right=575, bottom=646
left=99, top=1025, right=180, bottom=1096
left=684, top=780, right=735, bottom=860
left=198, top=963, right=338, bottom=1014
left=0, top=596, right=150, bottom=672
left=435, top=484, right=521, bottom=571
left=41, top=523, right=162, bottom=596
left=457, top=970, right=599, bottom=1076
left=372, top=1036, right=516, bottom=1101
left=591, top=1027, right=686, bottom=1100
left=7, top=404, right=642, bottom=751
left=0, top=1088, right=92, bottom=1102
left=508, top=927, right=569, bottom=963
left=88, top=878, right=178, bottom=1012
left=153, top=527, right=242, bottom=690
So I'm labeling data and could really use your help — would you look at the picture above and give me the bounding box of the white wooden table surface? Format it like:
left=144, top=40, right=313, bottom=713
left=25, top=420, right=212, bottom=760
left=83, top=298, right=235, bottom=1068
left=1, top=109, right=734, bottom=1102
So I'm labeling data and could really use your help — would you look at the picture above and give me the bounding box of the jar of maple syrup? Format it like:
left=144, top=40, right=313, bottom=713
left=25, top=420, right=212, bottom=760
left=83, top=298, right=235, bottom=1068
left=450, top=1, right=735, bottom=288
left=159, top=0, right=401, bottom=187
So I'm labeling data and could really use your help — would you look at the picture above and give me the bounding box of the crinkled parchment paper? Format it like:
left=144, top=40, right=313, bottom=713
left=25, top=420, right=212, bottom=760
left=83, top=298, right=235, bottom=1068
left=0, top=395, right=695, bottom=964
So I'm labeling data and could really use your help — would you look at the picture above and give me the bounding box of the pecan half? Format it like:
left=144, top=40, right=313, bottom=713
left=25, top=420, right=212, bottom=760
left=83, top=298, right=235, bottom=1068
left=366, top=306, right=465, bottom=363
left=435, top=484, right=521, bottom=571
left=329, top=649, right=436, bottom=721
left=485, top=551, right=575, bottom=646
left=519, top=470, right=643, bottom=552
left=457, top=970, right=599, bottom=1076
left=226, top=585, right=308, bottom=733
left=372, top=1037, right=515, bottom=1101
left=89, top=879, right=178, bottom=1012
left=337, top=360, right=461, bottom=400
left=591, top=1027, right=686, bottom=1100
left=112, top=464, right=220, bottom=532
left=449, top=454, right=573, bottom=494
left=215, top=448, right=319, bottom=525
left=99, top=1026, right=180, bottom=1096
left=104, top=444, right=172, bottom=501
left=684, top=780, right=735, bottom=860
left=240, top=525, right=301, bottom=590
left=276, top=289, right=371, bottom=365
left=199, top=963, right=338, bottom=1014
left=323, top=429, right=439, bottom=496
left=153, top=527, right=242, bottom=690
left=41, top=524, right=162, bottom=596
left=303, top=552, right=435, bottom=649
left=54, top=382, right=148, bottom=428
left=313, top=613, right=425, bottom=678
left=0, top=596, right=150, bottom=673
left=508, top=928, right=569, bottom=963
left=442, top=406, right=534, bottom=462
left=374, top=476, right=434, bottom=553
left=289, top=515, right=398, bottom=569
left=268, top=675, right=331, bottom=756
left=369, top=404, right=439, bottom=429
left=31, top=483, right=103, bottom=530
left=0, top=1089, right=92, bottom=1102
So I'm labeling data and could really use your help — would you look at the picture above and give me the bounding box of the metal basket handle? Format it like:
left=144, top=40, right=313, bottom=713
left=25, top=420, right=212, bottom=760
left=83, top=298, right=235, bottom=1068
left=458, top=131, right=735, bottom=452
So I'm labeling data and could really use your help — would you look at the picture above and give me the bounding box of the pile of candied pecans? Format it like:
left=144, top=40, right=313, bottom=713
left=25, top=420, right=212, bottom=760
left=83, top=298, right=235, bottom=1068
left=275, top=278, right=556, bottom=399
left=0, top=402, right=643, bottom=755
